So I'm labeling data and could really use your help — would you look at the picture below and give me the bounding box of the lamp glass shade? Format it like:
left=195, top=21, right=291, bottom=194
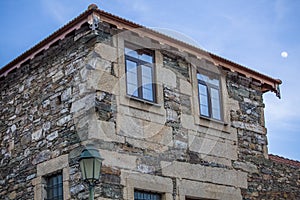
left=93, top=159, right=101, bottom=179
left=79, top=145, right=103, bottom=185
left=79, top=159, right=85, bottom=180
left=79, top=158, right=91, bottom=180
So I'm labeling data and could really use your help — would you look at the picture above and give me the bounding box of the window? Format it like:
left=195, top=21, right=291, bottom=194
left=33, top=155, right=69, bottom=200
left=125, top=44, right=156, bottom=102
left=134, top=190, right=161, bottom=200
left=197, top=71, right=222, bottom=120
left=45, top=173, right=63, bottom=200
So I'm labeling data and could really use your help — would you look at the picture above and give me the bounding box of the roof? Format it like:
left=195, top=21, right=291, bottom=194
left=0, top=4, right=282, bottom=97
left=269, top=154, right=300, bottom=168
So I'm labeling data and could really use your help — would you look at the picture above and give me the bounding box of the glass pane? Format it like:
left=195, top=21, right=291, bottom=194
left=197, top=73, right=219, bottom=87
left=46, top=173, right=63, bottom=200
left=126, top=60, right=138, bottom=72
left=209, top=78, right=219, bottom=87
left=134, top=190, right=161, bottom=200
left=53, top=176, right=58, bottom=185
left=58, top=183, right=63, bottom=198
left=198, top=83, right=207, bottom=95
left=200, top=104, right=209, bottom=117
left=211, top=88, right=221, bottom=120
left=57, top=174, right=62, bottom=184
left=126, top=60, right=138, bottom=96
left=200, top=94, right=208, bottom=106
left=142, top=87, right=154, bottom=101
left=128, top=84, right=138, bottom=97
left=93, top=159, right=101, bottom=180
left=211, top=89, right=220, bottom=108
left=197, top=73, right=206, bottom=81
left=199, top=84, right=209, bottom=117
left=142, top=65, right=152, bottom=82
left=212, top=108, right=221, bottom=120
left=143, top=82, right=153, bottom=90
left=140, top=53, right=153, bottom=63
left=142, top=65, right=154, bottom=101
left=79, top=160, right=86, bottom=180
left=211, top=97, right=220, bottom=108
left=125, top=47, right=153, bottom=63
left=125, top=47, right=138, bottom=58
left=127, top=71, right=138, bottom=85
left=83, top=158, right=94, bottom=180
left=53, top=183, right=58, bottom=197
left=48, top=187, right=53, bottom=199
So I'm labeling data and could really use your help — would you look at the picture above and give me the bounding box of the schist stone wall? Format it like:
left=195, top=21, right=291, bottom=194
left=0, top=20, right=299, bottom=200
left=0, top=25, right=81, bottom=198
left=227, top=72, right=300, bottom=200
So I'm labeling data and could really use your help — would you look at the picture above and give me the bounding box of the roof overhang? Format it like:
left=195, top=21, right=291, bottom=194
left=0, top=4, right=282, bottom=98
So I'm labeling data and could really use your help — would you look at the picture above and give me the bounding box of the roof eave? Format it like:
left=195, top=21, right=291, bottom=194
left=0, top=5, right=282, bottom=98
left=0, top=7, right=94, bottom=78
left=95, top=9, right=282, bottom=97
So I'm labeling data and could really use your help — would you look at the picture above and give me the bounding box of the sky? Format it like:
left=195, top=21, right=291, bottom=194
left=0, top=0, right=299, bottom=161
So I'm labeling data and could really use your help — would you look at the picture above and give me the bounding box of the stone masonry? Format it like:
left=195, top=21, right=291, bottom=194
left=226, top=72, right=300, bottom=200
left=0, top=5, right=298, bottom=200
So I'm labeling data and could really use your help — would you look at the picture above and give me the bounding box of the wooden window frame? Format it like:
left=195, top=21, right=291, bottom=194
left=125, top=43, right=156, bottom=103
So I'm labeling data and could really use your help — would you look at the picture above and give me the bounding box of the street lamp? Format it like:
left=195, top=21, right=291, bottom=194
left=79, top=144, right=104, bottom=200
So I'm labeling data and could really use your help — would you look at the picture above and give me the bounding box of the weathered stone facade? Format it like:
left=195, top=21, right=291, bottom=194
left=227, top=72, right=300, bottom=200
left=0, top=5, right=298, bottom=200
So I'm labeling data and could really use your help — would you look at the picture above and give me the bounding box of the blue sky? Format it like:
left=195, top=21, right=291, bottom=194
left=0, top=0, right=299, bottom=160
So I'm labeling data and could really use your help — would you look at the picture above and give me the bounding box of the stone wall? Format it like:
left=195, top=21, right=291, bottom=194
left=227, top=71, right=268, bottom=159
left=243, top=156, right=300, bottom=200
left=226, top=71, right=300, bottom=200
left=0, top=22, right=119, bottom=199
left=0, top=18, right=299, bottom=200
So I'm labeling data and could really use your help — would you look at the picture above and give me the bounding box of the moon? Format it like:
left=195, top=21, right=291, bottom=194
left=281, top=51, right=288, bottom=58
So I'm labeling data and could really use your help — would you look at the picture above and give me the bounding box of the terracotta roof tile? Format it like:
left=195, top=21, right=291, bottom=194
left=0, top=4, right=282, bottom=97
left=269, top=154, right=300, bottom=168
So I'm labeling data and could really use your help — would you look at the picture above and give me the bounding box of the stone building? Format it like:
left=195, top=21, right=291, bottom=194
left=0, top=4, right=299, bottom=200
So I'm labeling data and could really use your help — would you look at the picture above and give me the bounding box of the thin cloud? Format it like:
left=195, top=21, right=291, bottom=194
left=131, top=0, right=150, bottom=13
left=116, top=0, right=150, bottom=14
left=42, top=1, right=73, bottom=25
left=274, top=0, right=289, bottom=21
left=265, top=92, right=300, bottom=142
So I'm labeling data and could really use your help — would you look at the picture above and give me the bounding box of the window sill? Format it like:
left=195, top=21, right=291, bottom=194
left=199, top=115, right=228, bottom=126
left=125, top=95, right=161, bottom=107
